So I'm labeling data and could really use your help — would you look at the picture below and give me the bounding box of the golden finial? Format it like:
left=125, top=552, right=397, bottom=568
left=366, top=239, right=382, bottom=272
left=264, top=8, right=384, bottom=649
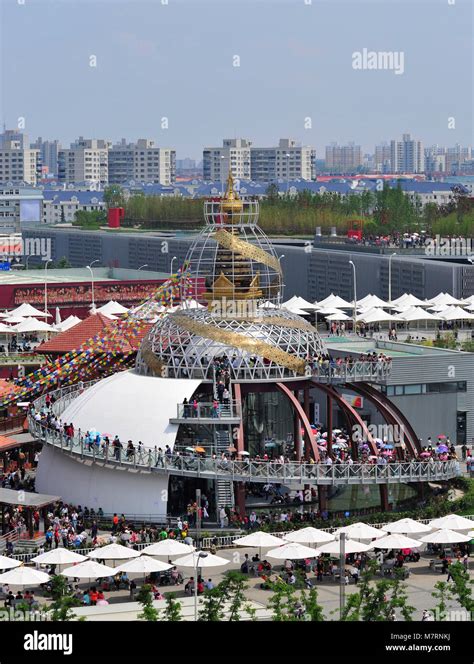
left=221, top=171, right=243, bottom=214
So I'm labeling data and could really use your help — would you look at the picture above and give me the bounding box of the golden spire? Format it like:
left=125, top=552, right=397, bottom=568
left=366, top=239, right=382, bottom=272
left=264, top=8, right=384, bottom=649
left=221, top=171, right=243, bottom=214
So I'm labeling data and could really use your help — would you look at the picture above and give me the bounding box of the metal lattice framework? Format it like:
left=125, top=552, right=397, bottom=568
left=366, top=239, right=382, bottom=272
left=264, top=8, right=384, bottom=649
left=135, top=307, right=326, bottom=381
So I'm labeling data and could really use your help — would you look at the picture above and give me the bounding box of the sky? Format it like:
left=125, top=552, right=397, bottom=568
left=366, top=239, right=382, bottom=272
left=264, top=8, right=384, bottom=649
left=0, top=0, right=472, bottom=161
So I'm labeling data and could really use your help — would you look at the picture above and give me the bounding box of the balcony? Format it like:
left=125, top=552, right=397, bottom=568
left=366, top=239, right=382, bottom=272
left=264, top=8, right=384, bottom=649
left=169, top=400, right=241, bottom=424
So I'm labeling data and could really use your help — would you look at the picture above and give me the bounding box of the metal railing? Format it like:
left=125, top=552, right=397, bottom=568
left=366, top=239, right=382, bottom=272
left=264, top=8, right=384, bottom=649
left=310, top=361, right=392, bottom=383
left=30, top=417, right=460, bottom=486
left=174, top=400, right=240, bottom=420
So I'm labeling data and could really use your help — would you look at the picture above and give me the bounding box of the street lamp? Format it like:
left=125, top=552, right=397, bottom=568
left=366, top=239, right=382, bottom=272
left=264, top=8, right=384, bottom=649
left=44, top=259, right=53, bottom=315
left=138, top=264, right=149, bottom=271
left=349, top=260, right=357, bottom=332
left=388, top=252, right=397, bottom=306
left=86, top=260, right=100, bottom=313
left=339, top=532, right=346, bottom=615
left=194, top=551, right=208, bottom=621
left=170, top=256, right=177, bottom=276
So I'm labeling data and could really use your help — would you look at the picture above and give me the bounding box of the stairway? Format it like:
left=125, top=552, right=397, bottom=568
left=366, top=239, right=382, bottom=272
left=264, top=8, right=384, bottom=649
left=215, top=429, right=235, bottom=510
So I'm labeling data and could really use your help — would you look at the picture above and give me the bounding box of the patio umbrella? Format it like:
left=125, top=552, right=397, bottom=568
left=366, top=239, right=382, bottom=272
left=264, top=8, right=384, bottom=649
left=113, top=556, right=172, bottom=575
left=283, top=527, right=334, bottom=545
left=88, top=543, right=141, bottom=560
left=233, top=531, right=284, bottom=559
left=436, top=445, right=449, bottom=453
left=60, top=560, right=116, bottom=579
left=372, top=533, right=421, bottom=549
left=0, top=555, right=22, bottom=570
left=141, top=540, right=195, bottom=556
left=429, top=514, right=474, bottom=531
left=171, top=551, right=230, bottom=568
left=194, top=446, right=206, bottom=453
left=31, top=548, right=88, bottom=566
left=315, top=539, right=373, bottom=556
left=383, top=518, right=432, bottom=534
left=0, top=566, right=50, bottom=586
left=267, top=542, right=318, bottom=560
left=334, top=522, right=387, bottom=540
left=419, top=529, right=472, bottom=544
left=9, top=303, right=52, bottom=318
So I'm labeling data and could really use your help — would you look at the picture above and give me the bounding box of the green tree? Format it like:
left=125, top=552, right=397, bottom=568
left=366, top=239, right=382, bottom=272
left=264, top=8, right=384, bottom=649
left=103, top=184, right=125, bottom=209
left=301, top=586, right=325, bottom=621
left=162, top=593, right=182, bottom=621
left=431, top=580, right=451, bottom=621
left=56, top=256, right=71, bottom=269
left=48, top=595, right=82, bottom=621
left=198, top=587, right=226, bottom=621
left=73, top=209, right=107, bottom=228
left=447, top=561, right=473, bottom=613
left=137, top=584, right=159, bottom=622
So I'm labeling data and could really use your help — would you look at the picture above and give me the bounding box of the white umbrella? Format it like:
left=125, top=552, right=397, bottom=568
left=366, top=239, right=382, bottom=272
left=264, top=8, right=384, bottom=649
left=88, top=543, right=141, bottom=560
left=391, top=293, right=428, bottom=307
left=316, top=294, right=353, bottom=309
left=419, top=529, right=472, bottom=544
left=55, top=315, right=81, bottom=332
left=141, top=540, right=195, bottom=556
left=3, top=315, right=26, bottom=324
left=113, top=556, right=172, bottom=575
left=171, top=551, right=230, bottom=568
left=395, top=307, right=442, bottom=322
left=359, top=308, right=398, bottom=323
left=325, top=311, right=351, bottom=321
left=13, top=318, right=54, bottom=333
left=357, top=294, right=389, bottom=308
left=427, top=292, right=465, bottom=307
left=61, top=560, right=116, bottom=579
left=439, top=306, right=474, bottom=321
left=267, top=541, right=318, bottom=560
left=31, top=548, right=88, bottom=566
left=334, top=522, right=387, bottom=540
left=9, top=303, right=52, bottom=318
left=55, top=307, right=62, bottom=326
left=282, top=295, right=319, bottom=310
left=0, top=555, right=22, bottom=570
left=0, top=566, right=50, bottom=586
left=283, top=527, right=334, bottom=545
left=315, top=539, right=373, bottom=556
left=233, top=531, right=283, bottom=549
left=372, top=533, right=421, bottom=549
left=429, top=514, right=474, bottom=531
left=383, top=518, right=432, bottom=534
left=96, top=300, right=129, bottom=315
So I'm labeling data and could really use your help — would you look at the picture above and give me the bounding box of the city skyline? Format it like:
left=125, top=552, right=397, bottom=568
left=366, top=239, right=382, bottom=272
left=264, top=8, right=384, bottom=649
left=1, top=0, right=472, bottom=161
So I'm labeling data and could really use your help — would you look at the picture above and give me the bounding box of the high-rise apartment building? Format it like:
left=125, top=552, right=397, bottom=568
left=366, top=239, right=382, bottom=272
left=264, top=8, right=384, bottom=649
left=0, top=131, right=39, bottom=185
left=31, top=137, right=61, bottom=176
left=390, top=134, right=424, bottom=173
left=325, top=143, right=362, bottom=173
left=203, top=139, right=252, bottom=181
left=250, top=138, right=315, bottom=181
left=108, top=139, right=175, bottom=185
left=58, top=137, right=110, bottom=186
left=374, top=143, right=392, bottom=172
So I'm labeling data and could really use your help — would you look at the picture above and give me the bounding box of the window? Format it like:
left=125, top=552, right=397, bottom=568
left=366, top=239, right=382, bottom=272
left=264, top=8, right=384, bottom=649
left=457, top=381, right=467, bottom=392
left=403, top=384, right=422, bottom=395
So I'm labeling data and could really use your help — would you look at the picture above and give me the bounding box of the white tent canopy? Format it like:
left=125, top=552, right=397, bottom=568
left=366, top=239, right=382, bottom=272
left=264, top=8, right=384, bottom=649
left=394, top=307, right=442, bottom=322
left=61, top=560, right=116, bottom=579
left=357, top=294, right=389, bottom=308
left=267, top=542, right=318, bottom=560
left=284, top=306, right=311, bottom=315
left=359, top=308, right=398, bottom=323
left=172, top=551, right=230, bottom=568
left=31, top=548, right=88, bottom=565
left=382, top=518, right=432, bottom=534
left=88, top=543, right=141, bottom=560
left=373, top=533, right=422, bottom=549
left=419, top=528, right=472, bottom=544
left=283, top=527, right=334, bottom=545
left=9, top=303, right=51, bottom=318
left=55, top=315, right=82, bottom=332
left=233, top=531, right=283, bottom=548
left=438, top=306, right=474, bottom=321
left=429, top=514, right=474, bottom=531
left=334, top=522, right=387, bottom=540
left=282, top=295, right=319, bottom=310
left=325, top=311, right=351, bottom=321
left=427, top=292, right=465, bottom=307
left=315, top=294, right=353, bottom=309
left=3, top=315, right=27, bottom=324
left=315, top=539, right=373, bottom=556
left=13, top=318, right=54, bottom=333
left=0, top=566, right=50, bottom=586
left=179, top=299, right=206, bottom=310
left=0, top=555, right=22, bottom=570
left=113, top=556, right=172, bottom=574
left=317, top=307, right=345, bottom=316
left=141, top=540, right=195, bottom=556
left=391, top=293, right=428, bottom=307
left=96, top=300, right=129, bottom=315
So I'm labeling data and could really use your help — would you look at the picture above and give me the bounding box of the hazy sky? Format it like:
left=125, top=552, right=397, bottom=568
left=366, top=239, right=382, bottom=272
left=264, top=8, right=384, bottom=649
left=1, top=0, right=472, bottom=160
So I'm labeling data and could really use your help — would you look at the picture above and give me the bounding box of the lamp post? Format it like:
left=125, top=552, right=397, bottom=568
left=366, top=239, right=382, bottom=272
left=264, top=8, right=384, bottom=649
left=349, top=260, right=357, bottom=333
left=170, top=256, right=178, bottom=276
left=194, top=551, right=207, bottom=621
left=138, top=264, right=149, bottom=271
left=339, top=532, right=346, bottom=615
left=388, top=252, right=397, bottom=306
left=86, top=260, right=100, bottom=313
left=44, top=259, right=52, bottom=315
